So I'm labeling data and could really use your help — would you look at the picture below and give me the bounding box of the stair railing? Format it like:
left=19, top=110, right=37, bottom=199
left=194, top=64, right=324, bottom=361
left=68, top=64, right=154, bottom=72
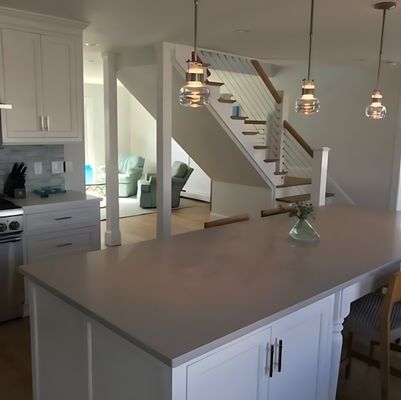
left=200, top=50, right=282, bottom=148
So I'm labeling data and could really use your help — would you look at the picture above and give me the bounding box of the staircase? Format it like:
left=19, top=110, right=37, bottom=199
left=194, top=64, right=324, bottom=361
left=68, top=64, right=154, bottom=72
left=174, top=45, right=332, bottom=206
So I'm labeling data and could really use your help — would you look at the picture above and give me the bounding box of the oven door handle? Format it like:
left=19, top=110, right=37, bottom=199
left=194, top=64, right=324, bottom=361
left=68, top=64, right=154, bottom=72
left=0, top=236, right=22, bottom=244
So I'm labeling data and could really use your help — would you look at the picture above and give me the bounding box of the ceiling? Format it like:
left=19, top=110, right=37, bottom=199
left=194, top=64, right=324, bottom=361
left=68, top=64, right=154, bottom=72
left=1, top=0, right=401, bottom=65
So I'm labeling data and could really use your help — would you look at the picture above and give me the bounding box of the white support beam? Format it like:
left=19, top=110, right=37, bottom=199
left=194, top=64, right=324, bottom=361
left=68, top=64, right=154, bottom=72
left=103, top=52, right=121, bottom=246
left=156, top=43, right=173, bottom=238
left=311, top=147, right=331, bottom=207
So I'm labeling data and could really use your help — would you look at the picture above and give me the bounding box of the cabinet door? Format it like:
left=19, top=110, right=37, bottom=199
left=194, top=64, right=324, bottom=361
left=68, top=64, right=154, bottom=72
left=187, top=328, right=271, bottom=400
left=41, top=35, right=78, bottom=138
left=268, top=297, right=333, bottom=400
left=1, top=29, right=44, bottom=140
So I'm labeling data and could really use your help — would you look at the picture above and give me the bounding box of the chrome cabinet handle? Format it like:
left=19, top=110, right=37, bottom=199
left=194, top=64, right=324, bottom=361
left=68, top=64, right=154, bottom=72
left=269, top=344, right=274, bottom=378
left=278, top=340, right=283, bottom=373
left=46, top=115, right=50, bottom=131
left=56, top=243, right=72, bottom=248
left=54, top=216, right=72, bottom=221
left=40, top=115, right=45, bottom=131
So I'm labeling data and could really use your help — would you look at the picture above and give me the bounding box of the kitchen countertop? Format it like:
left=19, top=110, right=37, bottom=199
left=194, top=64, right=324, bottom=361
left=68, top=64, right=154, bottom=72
left=20, top=205, right=401, bottom=367
left=11, top=190, right=101, bottom=213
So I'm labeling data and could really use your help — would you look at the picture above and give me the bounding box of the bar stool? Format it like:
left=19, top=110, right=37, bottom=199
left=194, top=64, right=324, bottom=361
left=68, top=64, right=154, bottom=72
left=204, top=214, right=249, bottom=229
left=343, top=272, right=401, bottom=400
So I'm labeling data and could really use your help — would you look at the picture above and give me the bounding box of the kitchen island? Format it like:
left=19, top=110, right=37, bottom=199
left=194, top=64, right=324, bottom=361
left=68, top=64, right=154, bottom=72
left=20, top=205, right=401, bottom=400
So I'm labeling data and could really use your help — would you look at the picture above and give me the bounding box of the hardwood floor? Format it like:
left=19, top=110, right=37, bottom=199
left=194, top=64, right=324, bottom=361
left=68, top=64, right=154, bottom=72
left=0, top=318, right=32, bottom=400
left=1, top=201, right=401, bottom=399
left=101, top=200, right=212, bottom=248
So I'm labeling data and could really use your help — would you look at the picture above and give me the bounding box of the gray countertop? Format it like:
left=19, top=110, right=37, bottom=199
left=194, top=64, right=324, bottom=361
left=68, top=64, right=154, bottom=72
left=20, top=205, right=401, bottom=367
left=12, top=190, right=101, bottom=213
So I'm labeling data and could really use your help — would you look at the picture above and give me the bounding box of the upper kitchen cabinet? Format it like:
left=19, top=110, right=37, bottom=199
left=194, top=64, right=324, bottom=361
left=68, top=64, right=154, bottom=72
left=0, top=7, right=87, bottom=144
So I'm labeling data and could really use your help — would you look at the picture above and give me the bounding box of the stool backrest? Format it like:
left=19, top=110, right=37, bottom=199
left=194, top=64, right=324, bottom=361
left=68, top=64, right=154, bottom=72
left=204, top=214, right=250, bottom=229
left=379, top=271, right=401, bottom=399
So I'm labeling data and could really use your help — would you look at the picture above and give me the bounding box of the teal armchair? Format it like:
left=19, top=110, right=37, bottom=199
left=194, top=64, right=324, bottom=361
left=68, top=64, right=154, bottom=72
left=138, top=161, right=194, bottom=208
left=118, top=155, right=145, bottom=197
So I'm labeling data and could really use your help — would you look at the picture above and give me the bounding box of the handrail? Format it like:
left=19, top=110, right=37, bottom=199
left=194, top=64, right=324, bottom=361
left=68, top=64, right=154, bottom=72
left=283, top=120, right=314, bottom=158
left=251, top=60, right=282, bottom=104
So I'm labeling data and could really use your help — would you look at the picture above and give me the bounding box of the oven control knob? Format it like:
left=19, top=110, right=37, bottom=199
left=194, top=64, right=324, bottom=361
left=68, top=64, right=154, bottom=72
left=0, top=223, right=7, bottom=232
left=9, top=221, right=20, bottom=231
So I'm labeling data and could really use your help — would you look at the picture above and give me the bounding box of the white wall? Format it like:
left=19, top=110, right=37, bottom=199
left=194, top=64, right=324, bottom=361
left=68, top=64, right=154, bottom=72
left=211, top=181, right=273, bottom=220
left=271, top=62, right=401, bottom=208
left=84, top=81, right=212, bottom=200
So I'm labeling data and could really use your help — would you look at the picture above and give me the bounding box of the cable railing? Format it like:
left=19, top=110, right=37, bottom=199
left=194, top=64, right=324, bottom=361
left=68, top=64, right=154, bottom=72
left=200, top=50, right=281, bottom=144
left=282, top=121, right=313, bottom=179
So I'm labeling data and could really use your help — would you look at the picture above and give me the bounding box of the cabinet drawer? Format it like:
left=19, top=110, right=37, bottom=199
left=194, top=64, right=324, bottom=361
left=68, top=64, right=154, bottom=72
left=26, top=226, right=99, bottom=263
left=25, top=206, right=99, bottom=233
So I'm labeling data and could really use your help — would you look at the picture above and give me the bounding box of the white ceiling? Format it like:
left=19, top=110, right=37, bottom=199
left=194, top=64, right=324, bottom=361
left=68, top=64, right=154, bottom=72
left=1, top=0, right=401, bottom=64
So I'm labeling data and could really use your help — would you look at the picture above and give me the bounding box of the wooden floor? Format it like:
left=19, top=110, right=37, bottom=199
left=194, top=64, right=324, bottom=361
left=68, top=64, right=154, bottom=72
left=1, top=202, right=401, bottom=399
left=101, top=200, right=212, bottom=248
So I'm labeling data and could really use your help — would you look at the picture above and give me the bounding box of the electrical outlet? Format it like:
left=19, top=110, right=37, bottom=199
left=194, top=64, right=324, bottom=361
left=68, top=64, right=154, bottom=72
left=51, top=161, right=64, bottom=174
left=64, top=161, right=73, bottom=173
left=34, top=162, right=43, bottom=175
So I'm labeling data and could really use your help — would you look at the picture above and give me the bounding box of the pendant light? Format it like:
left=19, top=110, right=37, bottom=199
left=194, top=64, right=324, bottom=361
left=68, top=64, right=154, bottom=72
left=179, top=0, right=210, bottom=108
left=295, top=0, right=320, bottom=116
left=365, top=2, right=396, bottom=120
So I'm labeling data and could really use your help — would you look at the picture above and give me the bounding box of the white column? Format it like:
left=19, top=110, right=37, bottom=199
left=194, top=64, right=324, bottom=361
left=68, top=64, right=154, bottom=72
left=311, top=147, right=331, bottom=207
left=103, top=52, right=121, bottom=246
left=155, top=43, right=172, bottom=239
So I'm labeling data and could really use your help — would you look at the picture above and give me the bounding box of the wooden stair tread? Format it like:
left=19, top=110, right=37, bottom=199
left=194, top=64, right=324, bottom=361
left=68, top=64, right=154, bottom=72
left=276, top=193, right=334, bottom=203
left=244, top=120, right=266, bottom=125
left=253, top=145, right=268, bottom=149
left=242, top=131, right=259, bottom=135
left=205, top=80, right=224, bottom=86
left=277, top=176, right=312, bottom=188
left=231, top=115, right=248, bottom=120
left=264, top=158, right=279, bottom=163
left=274, top=170, right=288, bottom=176
left=218, top=97, right=236, bottom=104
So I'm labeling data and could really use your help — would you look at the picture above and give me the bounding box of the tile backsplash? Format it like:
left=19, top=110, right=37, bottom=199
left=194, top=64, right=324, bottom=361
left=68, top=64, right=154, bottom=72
left=0, top=145, right=65, bottom=193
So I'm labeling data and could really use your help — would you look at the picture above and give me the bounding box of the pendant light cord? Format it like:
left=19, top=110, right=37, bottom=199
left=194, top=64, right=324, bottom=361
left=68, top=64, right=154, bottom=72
left=307, top=0, right=315, bottom=80
left=376, top=9, right=387, bottom=89
left=193, top=0, right=199, bottom=61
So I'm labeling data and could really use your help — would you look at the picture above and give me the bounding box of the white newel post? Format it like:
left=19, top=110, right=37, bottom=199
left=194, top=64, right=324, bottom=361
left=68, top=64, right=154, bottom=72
left=156, top=43, right=172, bottom=238
left=103, top=52, right=121, bottom=247
left=311, top=147, right=330, bottom=207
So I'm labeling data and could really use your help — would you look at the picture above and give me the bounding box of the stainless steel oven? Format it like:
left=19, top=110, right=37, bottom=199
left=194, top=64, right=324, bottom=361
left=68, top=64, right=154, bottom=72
left=0, top=199, right=24, bottom=323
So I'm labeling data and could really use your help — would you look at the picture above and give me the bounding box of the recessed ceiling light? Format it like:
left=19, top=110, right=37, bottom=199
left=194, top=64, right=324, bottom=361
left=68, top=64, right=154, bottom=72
left=234, top=29, right=250, bottom=34
left=85, top=42, right=99, bottom=47
left=385, top=60, right=397, bottom=66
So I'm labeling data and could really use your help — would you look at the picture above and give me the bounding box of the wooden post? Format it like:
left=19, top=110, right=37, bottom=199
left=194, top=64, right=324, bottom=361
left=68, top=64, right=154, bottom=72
left=311, top=147, right=330, bottom=207
left=156, top=43, right=172, bottom=238
left=103, top=52, right=121, bottom=246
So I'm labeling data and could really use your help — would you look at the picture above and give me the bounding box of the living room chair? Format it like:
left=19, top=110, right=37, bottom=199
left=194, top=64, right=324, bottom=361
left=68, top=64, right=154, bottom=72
left=138, top=161, right=193, bottom=208
left=99, top=155, right=145, bottom=197
left=343, top=272, right=401, bottom=400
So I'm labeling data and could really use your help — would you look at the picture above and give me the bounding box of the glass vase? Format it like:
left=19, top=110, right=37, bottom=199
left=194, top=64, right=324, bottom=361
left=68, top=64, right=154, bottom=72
left=289, top=218, right=320, bottom=242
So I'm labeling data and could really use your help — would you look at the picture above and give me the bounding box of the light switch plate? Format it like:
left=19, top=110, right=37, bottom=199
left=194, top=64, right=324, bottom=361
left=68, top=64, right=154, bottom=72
left=34, top=162, right=42, bottom=175
left=64, top=161, right=73, bottom=173
left=51, top=161, right=64, bottom=174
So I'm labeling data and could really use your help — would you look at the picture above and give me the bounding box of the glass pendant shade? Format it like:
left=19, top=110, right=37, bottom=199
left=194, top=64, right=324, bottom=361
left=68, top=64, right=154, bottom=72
left=295, top=80, right=320, bottom=115
left=179, top=61, right=210, bottom=108
left=365, top=89, right=386, bottom=120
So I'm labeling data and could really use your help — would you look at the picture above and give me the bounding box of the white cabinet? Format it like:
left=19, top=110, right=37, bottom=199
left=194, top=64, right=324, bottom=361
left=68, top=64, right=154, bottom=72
left=187, top=328, right=271, bottom=400
left=268, top=297, right=333, bottom=400
left=23, top=201, right=100, bottom=264
left=185, top=296, right=333, bottom=400
left=0, top=11, right=85, bottom=144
